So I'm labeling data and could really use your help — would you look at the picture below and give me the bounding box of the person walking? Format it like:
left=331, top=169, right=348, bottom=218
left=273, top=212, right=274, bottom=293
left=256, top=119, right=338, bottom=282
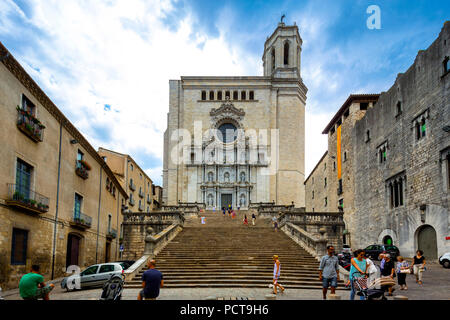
left=137, top=259, right=164, bottom=300
left=243, top=214, right=249, bottom=227
left=396, top=256, right=409, bottom=290
left=380, top=254, right=395, bottom=296
left=271, top=255, right=285, bottom=294
left=365, top=256, right=378, bottom=285
left=19, top=265, right=55, bottom=300
left=222, top=207, right=226, bottom=218
left=411, top=250, right=426, bottom=285
left=252, top=213, right=256, bottom=226
left=349, top=249, right=367, bottom=300
left=272, top=216, right=278, bottom=232
left=318, top=245, right=340, bottom=300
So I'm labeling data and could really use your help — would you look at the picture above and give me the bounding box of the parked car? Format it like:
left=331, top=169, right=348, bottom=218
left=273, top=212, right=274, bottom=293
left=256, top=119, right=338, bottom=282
left=342, top=244, right=352, bottom=254
left=364, top=244, right=400, bottom=260
left=61, top=262, right=129, bottom=291
left=439, top=252, right=450, bottom=268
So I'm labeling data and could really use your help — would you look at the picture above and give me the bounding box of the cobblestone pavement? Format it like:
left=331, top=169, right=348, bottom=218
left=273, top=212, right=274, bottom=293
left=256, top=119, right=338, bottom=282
left=2, top=262, right=448, bottom=300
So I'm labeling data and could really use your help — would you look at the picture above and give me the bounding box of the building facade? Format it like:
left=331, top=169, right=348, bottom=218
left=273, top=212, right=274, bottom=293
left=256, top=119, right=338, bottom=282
left=353, top=22, right=450, bottom=258
left=163, top=23, right=308, bottom=209
left=0, top=43, right=127, bottom=289
left=98, top=148, right=160, bottom=213
left=305, top=21, right=450, bottom=258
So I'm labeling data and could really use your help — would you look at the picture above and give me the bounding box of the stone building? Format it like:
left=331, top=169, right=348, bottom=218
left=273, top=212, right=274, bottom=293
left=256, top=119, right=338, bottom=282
left=163, top=22, right=308, bottom=209
left=98, top=148, right=160, bottom=213
left=353, top=22, right=450, bottom=258
left=304, top=151, right=328, bottom=213
left=0, top=43, right=128, bottom=289
left=305, top=21, right=450, bottom=258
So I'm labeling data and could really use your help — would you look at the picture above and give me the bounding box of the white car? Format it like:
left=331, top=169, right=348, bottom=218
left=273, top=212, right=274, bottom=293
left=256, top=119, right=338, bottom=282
left=61, top=262, right=128, bottom=291
left=439, top=252, right=450, bottom=268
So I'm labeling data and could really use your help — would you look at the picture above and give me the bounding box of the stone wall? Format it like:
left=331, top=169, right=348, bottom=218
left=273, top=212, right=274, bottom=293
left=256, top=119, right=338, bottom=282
left=353, top=21, right=450, bottom=258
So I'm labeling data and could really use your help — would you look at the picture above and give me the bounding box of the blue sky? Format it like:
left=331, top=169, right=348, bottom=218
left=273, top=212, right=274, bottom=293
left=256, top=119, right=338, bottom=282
left=0, top=0, right=449, bottom=185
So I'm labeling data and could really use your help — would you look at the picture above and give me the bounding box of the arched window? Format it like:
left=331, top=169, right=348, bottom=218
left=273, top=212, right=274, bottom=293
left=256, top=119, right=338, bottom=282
left=209, top=91, right=214, bottom=100
left=284, top=42, right=290, bottom=65
left=241, top=91, right=246, bottom=100
left=201, top=90, right=206, bottom=100
left=217, top=91, right=223, bottom=100
left=225, top=91, right=230, bottom=99
left=249, top=91, right=254, bottom=100
left=271, top=47, right=275, bottom=72
left=233, top=91, right=238, bottom=100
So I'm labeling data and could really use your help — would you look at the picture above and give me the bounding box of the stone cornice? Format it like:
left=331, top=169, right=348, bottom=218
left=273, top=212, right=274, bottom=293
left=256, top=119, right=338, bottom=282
left=0, top=42, right=128, bottom=199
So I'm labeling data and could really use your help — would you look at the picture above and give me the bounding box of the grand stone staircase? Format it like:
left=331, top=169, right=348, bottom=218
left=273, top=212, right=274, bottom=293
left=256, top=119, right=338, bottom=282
left=125, top=210, right=344, bottom=289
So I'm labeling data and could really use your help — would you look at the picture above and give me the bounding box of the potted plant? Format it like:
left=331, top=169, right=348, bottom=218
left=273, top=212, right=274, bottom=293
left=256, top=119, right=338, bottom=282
left=30, top=200, right=37, bottom=207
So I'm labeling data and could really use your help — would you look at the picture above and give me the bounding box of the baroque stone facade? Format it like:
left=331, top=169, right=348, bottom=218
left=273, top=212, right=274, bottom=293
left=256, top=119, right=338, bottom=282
left=163, top=23, right=308, bottom=209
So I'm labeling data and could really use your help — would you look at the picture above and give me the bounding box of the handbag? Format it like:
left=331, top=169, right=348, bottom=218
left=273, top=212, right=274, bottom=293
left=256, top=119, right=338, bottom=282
left=400, top=269, right=410, bottom=273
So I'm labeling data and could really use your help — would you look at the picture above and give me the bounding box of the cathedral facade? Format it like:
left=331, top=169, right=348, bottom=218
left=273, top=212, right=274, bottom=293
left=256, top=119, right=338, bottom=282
left=163, top=23, right=307, bottom=209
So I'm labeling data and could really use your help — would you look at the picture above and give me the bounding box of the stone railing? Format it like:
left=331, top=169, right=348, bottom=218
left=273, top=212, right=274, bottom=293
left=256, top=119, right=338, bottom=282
left=123, top=211, right=185, bottom=225
left=124, top=223, right=182, bottom=282
left=280, top=211, right=344, bottom=226
left=282, top=222, right=328, bottom=260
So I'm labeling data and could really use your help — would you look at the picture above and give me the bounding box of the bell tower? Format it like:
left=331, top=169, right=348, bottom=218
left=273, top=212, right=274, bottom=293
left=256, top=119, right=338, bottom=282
left=262, top=21, right=302, bottom=79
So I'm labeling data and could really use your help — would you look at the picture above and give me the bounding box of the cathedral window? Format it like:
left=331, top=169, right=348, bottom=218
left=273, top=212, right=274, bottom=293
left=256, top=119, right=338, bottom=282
left=233, top=91, right=238, bottom=100
left=209, top=91, right=214, bottom=100
left=271, top=47, right=275, bottom=72
left=218, top=123, right=237, bottom=143
left=249, top=91, right=254, bottom=100
left=201, top=91, right=206, bottom=100
left=284, top=41, right=289, bottom=65
left=217, top=91, right=223, bottom=100
left=225, top=91, right=230, bottom=99
left=241, top=91, right=246, bottom=100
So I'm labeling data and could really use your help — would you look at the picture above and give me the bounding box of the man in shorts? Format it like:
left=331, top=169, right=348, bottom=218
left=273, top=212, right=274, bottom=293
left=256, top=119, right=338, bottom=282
left=19, top=265, right=55, bottom=300
left=318, top=245, right=340, bottom=299
left=138, top=259, right=164, bottom=300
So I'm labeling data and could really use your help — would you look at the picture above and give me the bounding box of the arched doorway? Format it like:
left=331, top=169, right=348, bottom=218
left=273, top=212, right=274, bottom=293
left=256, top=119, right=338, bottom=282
left=383, top=235, right=393, bottom=245
left=66, top=233, right=81, bottom=268
left=417, top=225, right=438, bottom=259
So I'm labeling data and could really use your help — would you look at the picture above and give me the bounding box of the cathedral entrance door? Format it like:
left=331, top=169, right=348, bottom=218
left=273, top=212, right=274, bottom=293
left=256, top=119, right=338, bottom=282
left=221, top=194, right=232, bottom=209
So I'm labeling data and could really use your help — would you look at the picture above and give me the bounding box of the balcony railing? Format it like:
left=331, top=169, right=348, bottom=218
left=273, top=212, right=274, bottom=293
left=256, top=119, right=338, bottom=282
left=16, top=107, right=45, bottom=142
left=107, top=228, right=117, bottom=239
left=75, top=160, right=90, bottom=179
left=70, top=212, right=92, bottom=229
left=138, top=203, right=144, bottom=211
left=129, top=181, right=136, bottom=191
left=6, top=183, right=50, bottom=214
left=129, top=198, right=135, bottom=206
left=139, top=189, right=144, bottom=198
left=147, top=196, right=152, bottom=204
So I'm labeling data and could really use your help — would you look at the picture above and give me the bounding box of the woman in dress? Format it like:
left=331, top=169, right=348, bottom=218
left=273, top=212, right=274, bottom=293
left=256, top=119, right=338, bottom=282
left=396, top=256, right=409, bottom=290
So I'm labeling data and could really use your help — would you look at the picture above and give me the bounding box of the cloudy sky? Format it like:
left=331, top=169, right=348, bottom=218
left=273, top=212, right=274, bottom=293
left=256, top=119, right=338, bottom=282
left=1, top=0, right=448, bottom=185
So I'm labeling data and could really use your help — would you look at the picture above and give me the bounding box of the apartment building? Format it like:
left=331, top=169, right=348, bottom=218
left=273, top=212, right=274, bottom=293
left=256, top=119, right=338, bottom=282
left=0, top=43, right=128, bottom=289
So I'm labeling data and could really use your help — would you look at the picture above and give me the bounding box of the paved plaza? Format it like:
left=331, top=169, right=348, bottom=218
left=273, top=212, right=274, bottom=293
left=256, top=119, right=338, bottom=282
left=2, top=262, right=448, bottom=301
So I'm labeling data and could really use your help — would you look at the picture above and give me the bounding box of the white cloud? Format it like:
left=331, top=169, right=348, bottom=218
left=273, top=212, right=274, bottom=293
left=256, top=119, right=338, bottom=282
left=1, top=0, right=261, bottom=185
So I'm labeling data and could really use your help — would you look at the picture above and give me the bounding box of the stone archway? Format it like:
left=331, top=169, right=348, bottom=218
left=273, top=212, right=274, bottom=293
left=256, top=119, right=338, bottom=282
left=417, top=225, right=438, bottom=259
left=383, top=235, right=393, bottom=245
left=377, top=229, right=397, bottom=246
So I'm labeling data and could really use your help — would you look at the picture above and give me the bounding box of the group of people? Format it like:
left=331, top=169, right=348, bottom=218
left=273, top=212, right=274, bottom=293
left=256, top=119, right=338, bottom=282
left=221, top=205, right=257, bottom=227
left=318, top=246, right=427, bottom=300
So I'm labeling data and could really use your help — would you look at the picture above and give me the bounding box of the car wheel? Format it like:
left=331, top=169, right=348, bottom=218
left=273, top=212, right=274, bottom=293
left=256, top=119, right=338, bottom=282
left=443, top=260, right=450, bottom=269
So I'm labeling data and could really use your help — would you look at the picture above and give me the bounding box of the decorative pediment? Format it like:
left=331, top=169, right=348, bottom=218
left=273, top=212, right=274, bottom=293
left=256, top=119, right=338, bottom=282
left=210, top=97, right=245, bottom=117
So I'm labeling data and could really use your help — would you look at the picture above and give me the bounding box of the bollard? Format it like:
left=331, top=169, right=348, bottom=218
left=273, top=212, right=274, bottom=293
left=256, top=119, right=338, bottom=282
left=265, top=294, right=277, bottom=300
left=328, top=294, right=341, bottom=300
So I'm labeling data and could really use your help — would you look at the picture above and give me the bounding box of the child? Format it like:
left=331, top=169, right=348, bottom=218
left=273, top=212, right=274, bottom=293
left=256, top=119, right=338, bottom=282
left=243, top=215, right=249, bottom=226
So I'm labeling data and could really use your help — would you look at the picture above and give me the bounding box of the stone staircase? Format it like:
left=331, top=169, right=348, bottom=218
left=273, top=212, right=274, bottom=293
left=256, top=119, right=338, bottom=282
left=125, top=210, right=344, bottom=289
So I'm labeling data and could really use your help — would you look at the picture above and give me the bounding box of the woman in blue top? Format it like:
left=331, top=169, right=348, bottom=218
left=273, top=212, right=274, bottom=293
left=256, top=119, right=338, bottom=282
left=349, top=249, right=368, bottom=300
